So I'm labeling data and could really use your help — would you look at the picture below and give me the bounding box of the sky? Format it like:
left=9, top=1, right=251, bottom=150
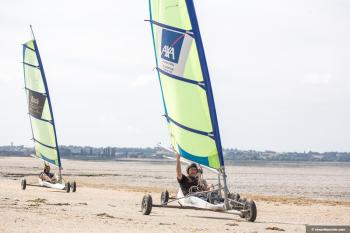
left=0, top=0, right=349, bottom=152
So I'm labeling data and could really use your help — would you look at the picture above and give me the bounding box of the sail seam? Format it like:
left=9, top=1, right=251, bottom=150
left=29, top=114, right=53, bottom=125
left=23, top=44, right=36, bottom=52
left=164, top=114, right=214, bottom=139
left=157, top=68, right=205, bottom=88
left=23, top=62, right=39, bottom=69
left=147, top=0, right=170, bottom=125
left=25, top=87, right=47, bottom=96
left=33, top=138, right=57, bottom=149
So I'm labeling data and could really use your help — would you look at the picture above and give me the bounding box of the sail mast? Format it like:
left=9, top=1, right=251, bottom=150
left=185, top=0, right=229, bottom=209
left=30, top=25, right=36, bottom=41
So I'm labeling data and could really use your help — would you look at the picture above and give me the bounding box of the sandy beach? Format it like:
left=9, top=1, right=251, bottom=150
left=0, top=156, right=349, bottom=233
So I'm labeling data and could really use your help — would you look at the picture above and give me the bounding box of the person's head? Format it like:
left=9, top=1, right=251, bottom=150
left=44, top=163, right=50, bottom=172
left=186, top=163, right=198, bottom=177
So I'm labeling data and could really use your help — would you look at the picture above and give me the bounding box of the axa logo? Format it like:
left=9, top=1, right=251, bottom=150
left=161, top=29, right=185, bottom=64
left=161, top=45, right=175, bottom=60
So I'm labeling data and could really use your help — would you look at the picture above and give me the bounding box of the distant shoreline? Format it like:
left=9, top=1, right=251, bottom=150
left=1, top=155, right=350, bottom=167
left=2, top=145, right=350, bottom=162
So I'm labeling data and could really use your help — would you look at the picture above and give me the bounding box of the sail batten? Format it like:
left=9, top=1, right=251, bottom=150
left=22, top=38, right=61, bottom=168
left=29, top=114, right=53, bottom=124
left=23, top=44, right=36, bottom=52
left=148, top=20, right=194, bottom=36
left=148, top=0, right=224, bottom=169
left=32, top=138, right=57, bottom=150
left=23, top=62, right=40, bottom=69
left=24, top=87, right=47, bottom=96
left=157, top=68, right=205, bottom=87
left=164, top=114, right=214, bottom=139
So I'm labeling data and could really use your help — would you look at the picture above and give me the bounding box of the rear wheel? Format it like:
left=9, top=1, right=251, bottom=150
left=65, top=182, right=71, bottom=193
left=72, top=181, right=77, bottom=192
left=241, top=200, right=257, bottom=222
left=141, top=194, right=152, bottom=215
left=160, top=190, right=169, bottom=205
left=21, top=179, right=26, bottom=190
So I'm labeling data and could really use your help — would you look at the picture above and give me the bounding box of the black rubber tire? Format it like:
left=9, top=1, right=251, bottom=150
left=65, top=182, right=71, bottom=193
left=72, top=181, right=77, bottom=192
left=141, top=194, right=152, bottom=215
left=160, top=190, right=169, bottom=205
left=244, top=200, right=257, bottom=222
left=21, top=179, right=26, bottom=190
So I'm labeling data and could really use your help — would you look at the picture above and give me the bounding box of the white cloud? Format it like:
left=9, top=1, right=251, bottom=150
left=127, top=125, right=141, bottom=134
left=302, top=73, right=332, bottom=85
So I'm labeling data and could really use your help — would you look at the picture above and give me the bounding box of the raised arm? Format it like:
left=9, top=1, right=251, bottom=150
left=176, top=153, right=182, bottom=180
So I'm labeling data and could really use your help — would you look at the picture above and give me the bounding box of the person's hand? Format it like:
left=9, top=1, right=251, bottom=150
left=176, top=153, right=180, bottom=160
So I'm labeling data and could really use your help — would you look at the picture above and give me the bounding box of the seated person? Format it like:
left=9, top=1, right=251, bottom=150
left=176, top=153, right=212, bottom=196
left=39, top=163, right=57, bottom=183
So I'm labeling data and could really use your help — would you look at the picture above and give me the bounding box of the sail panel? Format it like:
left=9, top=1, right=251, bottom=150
left=22, top=39, right=61, bottom=167
left=34, top=142, right=59, bottom=166
left=160, top=73, right=212, bottom=132
left=24, top=65, right=45, bottom=93
left=150, top=0, right=192, bottom=29
left=26, top=89, right=52, bottom=121
left=41, top=100, right=52, bottom=121
left=30, top=116, right=56, bottom=147
left=149, top=0, right=223, bottom=169
left=168, top=122, right=220, bottom=168
left=23, top=47, right=38, bottom=65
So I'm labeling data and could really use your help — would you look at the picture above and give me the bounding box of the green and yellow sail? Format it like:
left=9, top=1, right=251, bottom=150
left=148, top=0, right=224, bottom=169
left=22, top=38, right=61, bottom=168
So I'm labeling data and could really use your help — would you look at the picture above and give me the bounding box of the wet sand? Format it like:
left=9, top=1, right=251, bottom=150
left=0, top=156, right=349, bottom=233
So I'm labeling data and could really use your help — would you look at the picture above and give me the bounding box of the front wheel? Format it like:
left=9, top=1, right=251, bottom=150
left=65, top=182, right=71, bottom=193
left=141, top=194, right=152, bottom=215
left=160, top=190, right=169, bottom=205
left=72, top=181, right=77, bottom=192
left=21, top=179, right=26, bottom=190
left=241, top=200, right=257, bottom=222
